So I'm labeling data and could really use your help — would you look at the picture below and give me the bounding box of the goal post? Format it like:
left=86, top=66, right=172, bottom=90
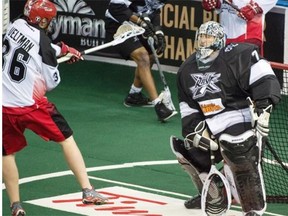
left=282, top=8, right=288, bottom=96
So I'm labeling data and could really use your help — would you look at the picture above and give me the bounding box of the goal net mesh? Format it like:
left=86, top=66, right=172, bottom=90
left=263, top=66, right=288, bottom=203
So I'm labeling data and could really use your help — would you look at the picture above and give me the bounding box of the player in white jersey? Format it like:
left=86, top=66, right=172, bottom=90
left=202, top=0, right=277, bottom=55
left=2, top=1, right=107, bottom=215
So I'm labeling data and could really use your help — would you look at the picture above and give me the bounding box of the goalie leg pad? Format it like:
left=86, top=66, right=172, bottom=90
left=170, top=136, right=208, bottom=193
left=219, top=131, right=266, bottom=214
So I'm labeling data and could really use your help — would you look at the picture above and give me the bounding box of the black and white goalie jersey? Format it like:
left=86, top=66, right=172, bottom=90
left=177, top=43, right=281, bottom=138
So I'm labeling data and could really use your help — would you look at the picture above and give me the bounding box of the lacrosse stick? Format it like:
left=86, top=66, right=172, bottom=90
left=57, top=22, right=145, bottom=63
left=201, top=142, right=232, bottom=216
left=147, top=36, right=177, bottom=112
left=223, top=0, right=240, bottom=10
left=2, top=0, right=10, bottom=35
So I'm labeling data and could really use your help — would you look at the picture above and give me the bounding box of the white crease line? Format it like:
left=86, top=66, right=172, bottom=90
left=88, top=175, right=190, bottom=198
left=2, top=160, right=178, bottom=189
left=88, top=176, right=285, bottom=216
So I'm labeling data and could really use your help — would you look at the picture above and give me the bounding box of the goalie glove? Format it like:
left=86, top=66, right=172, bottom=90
left=254, top=99, right=273, bottom=137
left=248, top=97, right=273, bottom=137
left=58, top=41, right=83, bottom=64
left=202, top=0, right=221, bottom=11
left=238, top=0, right=263, bottom=21
left=154, top=30, right=166, bottom=55
left=256, top=107, right=272, bottom=137
left=137, top=16, right=155, bottom=39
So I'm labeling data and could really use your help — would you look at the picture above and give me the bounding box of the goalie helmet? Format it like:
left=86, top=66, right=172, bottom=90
left=195, top=21, right=226, bottom=61
left=24, top=0, right=57, bottom=26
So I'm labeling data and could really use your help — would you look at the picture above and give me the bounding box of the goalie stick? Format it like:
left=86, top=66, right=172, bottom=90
left=147, top=36, right=178, bottom=112
left=201, top=142, right=231, bottom=216
left=57, top=22, right=145, bottom=63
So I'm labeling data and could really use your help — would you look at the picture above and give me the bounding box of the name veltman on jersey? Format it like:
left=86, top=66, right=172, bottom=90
left=2, top=18, right=60, bottom=111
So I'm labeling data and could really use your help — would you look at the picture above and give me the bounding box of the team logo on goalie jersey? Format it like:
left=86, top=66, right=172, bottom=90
left=199, top=98, right=224, bottom=115
left=190, top=72, right=221, bottom=99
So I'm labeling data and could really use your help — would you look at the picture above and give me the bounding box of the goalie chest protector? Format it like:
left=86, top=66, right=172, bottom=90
left=179, top=43, right=260, bottom=112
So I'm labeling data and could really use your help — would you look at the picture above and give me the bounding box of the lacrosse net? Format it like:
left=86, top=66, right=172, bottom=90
left=263, top=64, right=288, bottom=203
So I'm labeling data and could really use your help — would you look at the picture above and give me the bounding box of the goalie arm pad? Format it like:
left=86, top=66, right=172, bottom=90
left=184, top=121, right=219, bottom=151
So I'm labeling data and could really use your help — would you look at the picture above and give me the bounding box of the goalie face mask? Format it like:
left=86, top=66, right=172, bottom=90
left=195, top=21, right=226, bottom=61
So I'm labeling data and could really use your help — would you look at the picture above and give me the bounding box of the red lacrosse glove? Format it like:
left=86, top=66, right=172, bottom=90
left=58, top=41, right=83, bottom=64
left=202, top=0, right=221, bottom=11
left=238, top=1, right=263, bottom=21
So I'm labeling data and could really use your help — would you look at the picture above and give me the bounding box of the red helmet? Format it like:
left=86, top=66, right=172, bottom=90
left=24, top=0, right=57, bottom=24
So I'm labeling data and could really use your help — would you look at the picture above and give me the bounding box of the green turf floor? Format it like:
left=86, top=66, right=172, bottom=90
left=2, top=60, right=288, bottom=215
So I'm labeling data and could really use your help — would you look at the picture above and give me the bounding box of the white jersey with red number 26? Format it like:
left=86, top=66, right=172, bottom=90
left=2, top=17, right=61, bottom=108
left=218, top=0, right=277, bottom=44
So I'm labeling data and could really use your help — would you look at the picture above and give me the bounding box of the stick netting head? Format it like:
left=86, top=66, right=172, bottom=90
left=204, top=174, right=230, bottom=216
left=113, top=22, right=144, bottom=40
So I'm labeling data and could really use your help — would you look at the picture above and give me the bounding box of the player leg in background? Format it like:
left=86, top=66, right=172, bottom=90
left=124, top=64, right=155, bottom=108
left=127, top=46, right=176, bottom=121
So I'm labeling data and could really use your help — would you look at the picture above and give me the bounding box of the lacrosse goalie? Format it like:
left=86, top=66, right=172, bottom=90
left=170, top=21, right=281, bottom=216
